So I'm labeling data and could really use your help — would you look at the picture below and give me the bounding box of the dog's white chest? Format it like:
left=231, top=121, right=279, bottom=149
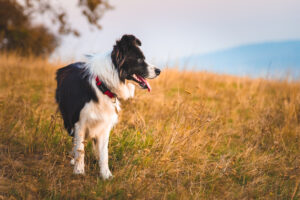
left=80, top=96, right=119, bottom=127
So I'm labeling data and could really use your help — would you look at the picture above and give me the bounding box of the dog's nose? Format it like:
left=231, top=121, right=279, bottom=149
left=155, top=68, right=161, bottom=75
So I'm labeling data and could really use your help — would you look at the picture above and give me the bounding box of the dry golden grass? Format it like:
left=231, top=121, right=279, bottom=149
left=0, top=54, right=299, bottom=199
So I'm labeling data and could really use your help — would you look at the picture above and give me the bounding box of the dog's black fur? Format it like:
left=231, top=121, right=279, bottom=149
left=55, top=62, right=98, bottom=136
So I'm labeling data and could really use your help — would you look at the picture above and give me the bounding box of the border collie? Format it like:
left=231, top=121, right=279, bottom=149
left=55, top=35, right=160, bottom=179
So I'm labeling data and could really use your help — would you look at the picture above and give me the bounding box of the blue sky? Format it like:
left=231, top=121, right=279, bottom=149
left=51, top=0, right=300, bottom=64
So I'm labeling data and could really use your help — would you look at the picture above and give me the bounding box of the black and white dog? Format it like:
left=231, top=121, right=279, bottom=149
left=55, top=35, right=160, bottom=179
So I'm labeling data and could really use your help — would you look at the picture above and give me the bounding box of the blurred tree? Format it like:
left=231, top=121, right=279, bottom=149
left=0, top=0, right=111, bottom=57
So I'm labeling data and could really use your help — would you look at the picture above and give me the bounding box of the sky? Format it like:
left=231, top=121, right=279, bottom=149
left=51, top=0, right=300, bottom=64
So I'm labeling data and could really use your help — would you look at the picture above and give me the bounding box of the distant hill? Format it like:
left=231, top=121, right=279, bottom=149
left=180, top=40, right=300, bottom=79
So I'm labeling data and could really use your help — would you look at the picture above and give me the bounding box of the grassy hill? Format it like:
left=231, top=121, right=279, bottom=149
left=0, top=54, right=299, bottom=199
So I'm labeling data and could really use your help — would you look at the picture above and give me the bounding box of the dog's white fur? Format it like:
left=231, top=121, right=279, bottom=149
left=145, top=62, right=158, bottom=79
left=71, top=53, right=135, bottom=179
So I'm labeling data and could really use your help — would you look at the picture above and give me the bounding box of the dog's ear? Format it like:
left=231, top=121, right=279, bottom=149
left=114, top=46, right=125, bottom=67
left=119, top=67, right=128, bottom=81
left=120, top=34, right=142, bottom=46
left=111, top=40, right=126, bottom=82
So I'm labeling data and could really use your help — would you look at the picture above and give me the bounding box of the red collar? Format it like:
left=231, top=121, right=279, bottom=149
left=95, top=76, right=116, bottom=99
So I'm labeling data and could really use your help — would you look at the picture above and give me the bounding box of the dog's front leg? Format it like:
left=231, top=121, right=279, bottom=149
left=73, top=123, right=85, bottom=174
left=97, top=126, right=112, bottom=179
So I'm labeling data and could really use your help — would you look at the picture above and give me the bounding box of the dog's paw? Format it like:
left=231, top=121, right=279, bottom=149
left=128, top=83, right=135, bottom=98
left=70, top=158, right=75, bottom=165
left=74, top=161, right=85, bottom=175
left=74, top=166, right=85, bottom=175
left=100, top=168, right=113, bottom=180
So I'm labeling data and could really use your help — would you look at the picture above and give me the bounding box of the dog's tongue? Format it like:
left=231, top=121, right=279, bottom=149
left=136, top=75, right=151, bottom=92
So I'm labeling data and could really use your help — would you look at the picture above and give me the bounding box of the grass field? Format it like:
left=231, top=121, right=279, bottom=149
left=0, top=54, right=299, bottom=199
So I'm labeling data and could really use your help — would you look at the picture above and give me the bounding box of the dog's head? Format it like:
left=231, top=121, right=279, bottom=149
left=111, top=34, right=161, bottom=92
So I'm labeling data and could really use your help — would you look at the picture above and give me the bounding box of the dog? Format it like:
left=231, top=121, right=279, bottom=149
left=55, top=34, right=161, bottom=179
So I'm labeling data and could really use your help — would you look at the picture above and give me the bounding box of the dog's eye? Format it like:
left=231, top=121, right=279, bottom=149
left=137, top=58, right=143, bottom=63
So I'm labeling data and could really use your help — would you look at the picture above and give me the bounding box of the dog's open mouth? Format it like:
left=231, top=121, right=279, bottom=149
left=131, top=74, right=151, bottom=92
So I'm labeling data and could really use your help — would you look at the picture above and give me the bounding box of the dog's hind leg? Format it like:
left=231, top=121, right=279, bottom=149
left=73, top=122, right=86, bottom=174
